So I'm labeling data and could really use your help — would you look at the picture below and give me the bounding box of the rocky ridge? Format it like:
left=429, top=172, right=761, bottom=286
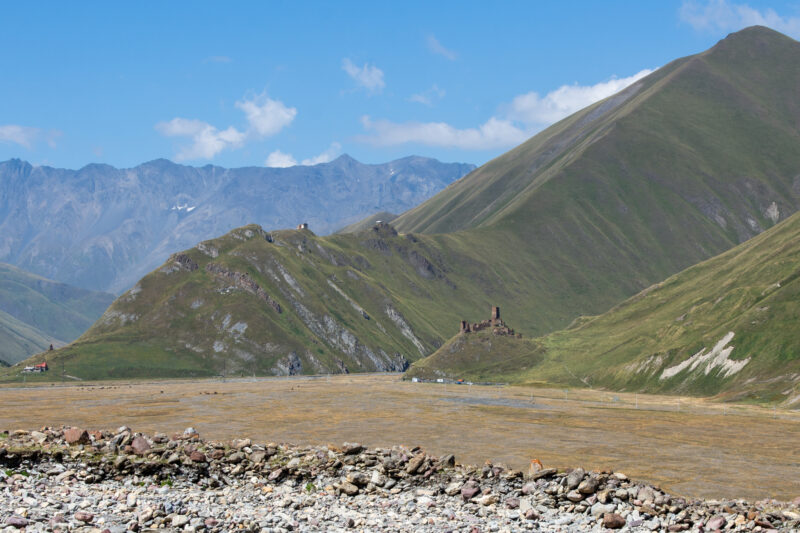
left=1, top=428, right=798, bottom=532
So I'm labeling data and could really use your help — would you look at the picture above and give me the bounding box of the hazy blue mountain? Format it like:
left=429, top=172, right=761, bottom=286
left=0, top=155, right=473, bottom=293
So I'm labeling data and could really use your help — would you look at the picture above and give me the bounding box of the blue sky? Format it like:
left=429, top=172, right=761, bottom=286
left=2, top=0, right=800, bottom=169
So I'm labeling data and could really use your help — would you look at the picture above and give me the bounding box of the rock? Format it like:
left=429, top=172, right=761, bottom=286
left=668, top=525, right=690, bottom=532
left=603, top=513, right=626, bottom=529
left=406, top=454, right=425, bottom=474
left=342, top=443, right=364, bottom=455
left=477, top=493, right=499, bottom=506
left=250, top=451, right=266, bottom=464
left=370, top=470, right=386, bottom=487
left=590, top=502, right=616, bottom=516
left=529, top=467, right=557, bottom=480
left=346, top=472, right=369, bottom=487
left=566, top=490, right=584, bottom=502
left=505, top=497, right=519, bottom=509
left=189, top=451, right=206, bottom=462
left=638, top=485, right=656, bottom=503
left=706, top=516, right=726, bottom=530
left=30, top=430, right=47, bottom=443
left=171, top=515, right=189, bottom=527
left=4, top=517, right=28, bottom=529
left=74, top=511, right=94, bottom=523
left=339, top=481, right=359, bottom=496
left=461, top=480, right=481, bottom=501
left=521, top=482, right=537, bottom=495
left=131, top=436, right=151, bottom=455
left=444, top=481, right=461, bottom=496
left=566, top=467, right=585, bottom=489
left=232, top=438, right=251, bottom=449
left=524, top=508, right=539, bottom=520
left=227, top=451, right=245, bottom=464
left=578, top=476, right=599, bottom=494
left=64, top=428, right=90, bottom=445
left=440, top=454, right=455, bottom=467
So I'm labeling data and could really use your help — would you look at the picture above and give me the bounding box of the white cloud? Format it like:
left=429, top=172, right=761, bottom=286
left=409, top=84, right=446, bottom=106
left=426, top=35, right=457, bottom=60
left=357, top=69, right=653, bottom=151
left=265, top=142, right=342, bottom=168
left=300, top=142, right=342, bottom=165
left=265, top=150, right=298, bottom=168
left=342, top=58, right=385, bottom=93
left=155, top=118, right=246, bottom=161
left=680, top=0, right=800, bottom=38
left=507, top=69, right=654, bottom=127
left=156, top=92, right=296, bottom=161
left=235, top=93, right=297, bottom=137
left=0, top=125, right=61, bottom=149
left=358, top=116, right=528, bottom=150
left=0, top=125, right=40, bottom=148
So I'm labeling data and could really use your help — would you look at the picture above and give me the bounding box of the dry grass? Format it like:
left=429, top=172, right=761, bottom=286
left=1, top=374, right=797, bottom=501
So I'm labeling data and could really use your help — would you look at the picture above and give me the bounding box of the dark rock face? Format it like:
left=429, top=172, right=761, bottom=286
left=0, top=156, right=474, bottom=293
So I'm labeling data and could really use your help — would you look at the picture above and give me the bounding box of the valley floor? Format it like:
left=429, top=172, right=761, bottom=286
left=0, top=374, right=797, bottom=501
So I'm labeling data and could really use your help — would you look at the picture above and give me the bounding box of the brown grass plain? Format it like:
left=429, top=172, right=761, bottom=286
left=1, top=374, right=798, bottom=501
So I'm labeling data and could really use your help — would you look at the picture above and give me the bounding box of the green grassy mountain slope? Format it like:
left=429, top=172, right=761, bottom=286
left=9, top=223, right=550, bottom=380
left=0, top=264, right=115, bottom=364
left=393, top=27, right=800, bottom=323
left=408, top=210, right=800, bottom=405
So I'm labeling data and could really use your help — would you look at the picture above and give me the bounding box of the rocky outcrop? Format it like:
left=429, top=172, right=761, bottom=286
left=204, top=263, right=281, bottom=313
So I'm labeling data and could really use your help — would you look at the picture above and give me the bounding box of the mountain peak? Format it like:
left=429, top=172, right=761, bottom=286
left=706, top=25, right=799, bottom=60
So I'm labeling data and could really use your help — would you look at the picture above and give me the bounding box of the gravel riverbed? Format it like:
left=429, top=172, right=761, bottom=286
left=0, top=427, right=798, bottom=532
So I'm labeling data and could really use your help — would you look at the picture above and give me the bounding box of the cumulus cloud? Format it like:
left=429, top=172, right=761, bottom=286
left=426, top=35, right=457, bottom=60
left=156, top=92, right=296, bottom=161
left=265, top=150, right=298, bottom=168
left=155, top=118, right=246, bottom=161
left=409, top=84, right=446, bottom=106
left=357, top=69, right=653, bottom=151
left=0, top=125, right=40, bottom=148
left=680, top=0, right=800, bottom=38
left=358, top=116, right=528, bottom=150
left=506, top=69, right=654, bottom=127
left=0, top=124, right=61, bottom=149
left=236, top=93, right=297, bottom=137
left=342, top=58, right=385, bottom=93
left=265, top=142, right=342, bottom=168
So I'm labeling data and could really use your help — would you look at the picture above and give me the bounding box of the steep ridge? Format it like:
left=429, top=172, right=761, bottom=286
left=408, top=210, right=800, bottom=405
left=393, top=27, right=800, bottom=319
left=0, top=263, right=114, bottom=364
left=8, top=224, right=508, bottom=379
left=0, top=155, right=473, bottom=293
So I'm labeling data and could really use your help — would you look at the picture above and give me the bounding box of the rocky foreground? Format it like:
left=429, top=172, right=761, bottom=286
left=0, top=428, right=798, bottom=532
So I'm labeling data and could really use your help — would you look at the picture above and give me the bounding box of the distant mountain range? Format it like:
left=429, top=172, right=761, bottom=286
left=0, top=155, right=474, bottom=294
left=9, top=27, right=800, bottom=402
left=0, top=263, right=114, bottom=365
